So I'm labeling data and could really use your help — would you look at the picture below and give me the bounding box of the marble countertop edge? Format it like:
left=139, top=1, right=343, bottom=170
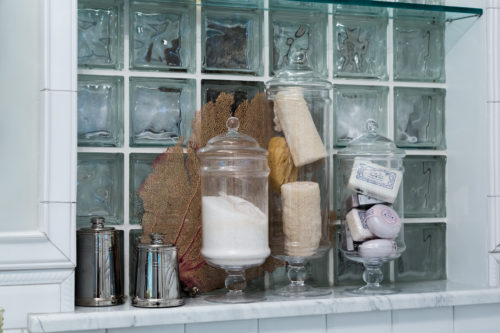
left=27, top=281, right=500, bottom=333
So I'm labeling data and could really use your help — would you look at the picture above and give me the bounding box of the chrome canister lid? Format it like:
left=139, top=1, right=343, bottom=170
left=137, top=233, right=176, bottom=250
left=78, top=217, right=116, bottom=234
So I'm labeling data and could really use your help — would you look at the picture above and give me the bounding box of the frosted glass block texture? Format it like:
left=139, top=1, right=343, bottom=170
left=78, top=75, right=124, bottom=147
left=202, top=80, right=264, bottom=110
left=394, top=19, right=445, bottom=83
left=78, top=0, right=123, bottom=69
left=130, top=77, right=196, bottom=147
left=129, top=153, right=159, bottom=225
left=77, top=153, right=124, bottom=226
left=395, top=223, right=446, bottom=282
left=404, top=156, right=446, bottom=218
left=130, top=1, right=195, bottom=72
left=333, top=226, right=390, bottom=286
left=333, top=85, right=389, bottom=147
left=395, top=87, right=446, bottom=149
left=202, top=7, right=263, bottom=75
left=129, top=228, right=142, bottom=295
left=270, top=9, right=327, bottom=75
left=333, top=14, right=388, bottom=80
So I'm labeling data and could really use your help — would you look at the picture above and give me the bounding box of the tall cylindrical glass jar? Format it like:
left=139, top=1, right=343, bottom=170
left=198, top=117, right=270, bottom=303
left=337, top=120, right=406, bottom=295
left=266, top=51, right=332, bottom=297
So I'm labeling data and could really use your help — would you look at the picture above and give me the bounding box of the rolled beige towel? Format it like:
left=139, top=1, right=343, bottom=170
left=282, top=181, right=322, bottom=257
left=274, top=87, right=327, bottom=167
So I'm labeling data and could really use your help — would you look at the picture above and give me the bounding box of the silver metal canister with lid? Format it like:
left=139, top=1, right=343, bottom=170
left=75, top=217, right=124, bottom=306
left=133, top=233, right=184, bottom=308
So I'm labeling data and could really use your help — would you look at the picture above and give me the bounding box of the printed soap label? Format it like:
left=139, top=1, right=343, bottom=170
left=356, top=162, right=397, bottom=190
left=358, top=210, right=369, bottom=229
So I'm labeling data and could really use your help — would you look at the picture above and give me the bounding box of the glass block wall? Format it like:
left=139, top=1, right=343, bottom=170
left=77, top=0, right=447, bottom=293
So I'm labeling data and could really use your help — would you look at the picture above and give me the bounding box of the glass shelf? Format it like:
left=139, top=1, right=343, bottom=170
left=198, top=0, right=482, bottom=23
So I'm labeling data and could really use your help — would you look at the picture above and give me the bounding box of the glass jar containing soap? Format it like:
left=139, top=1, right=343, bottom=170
left=337, top=119, right=406, bottom=295
left=198, top=116, right=270, bottom=304
left=265, top=50, right=332, bottom=297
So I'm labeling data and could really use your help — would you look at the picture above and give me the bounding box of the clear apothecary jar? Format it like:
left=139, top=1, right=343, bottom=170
left=198, top=117, right=270, bottom=303
left=337, top=120, right=406, bottom=295
left=265, top=51, right=332, bottom=297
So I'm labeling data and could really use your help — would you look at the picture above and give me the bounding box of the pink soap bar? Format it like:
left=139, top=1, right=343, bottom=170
left=359, top=239, right=397, bottom=259
left=365, top=204, right=402, bottom=239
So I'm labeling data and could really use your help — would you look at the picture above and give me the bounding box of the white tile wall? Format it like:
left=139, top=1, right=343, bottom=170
left=259, top=315, right=326, bottom=333
left=392, top=307, right=453, bottom=333
left=454, top=303, right=500, bottom=333
left=326, top=311, right=391, bottom=333
left=108, top=325, right=183, bottom=333
left=186, top=319, right=258, bottom=333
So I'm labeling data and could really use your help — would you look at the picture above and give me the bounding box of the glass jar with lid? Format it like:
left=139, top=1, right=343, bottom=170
left=265, top=50, right=332, bottom=297
left=198, top=116, right=270, bottom=303
left=337, top=120, right=406, bottom=295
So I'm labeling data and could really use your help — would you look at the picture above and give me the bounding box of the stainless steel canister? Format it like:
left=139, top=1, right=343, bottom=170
left=76, top=217, right=124, bottom=306
left=133, top=233, right=184, bottom=308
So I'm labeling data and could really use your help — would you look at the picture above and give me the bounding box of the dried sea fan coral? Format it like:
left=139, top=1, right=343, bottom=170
left=198, top=92, right=274, bottom=149
left=139, top=92, right=282, bottom=294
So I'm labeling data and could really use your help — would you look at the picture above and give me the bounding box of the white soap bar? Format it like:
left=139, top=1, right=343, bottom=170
left=359, top=239, right=397, bottom=259
left=365, top=204, right=402, bottom=239
left=274, top=87, right=327, bottom=167
left=346, top=208, right=374, bottom=242
left=347, top=158, right=403, bottom=203
left=282, top=181, right=322, bottom=257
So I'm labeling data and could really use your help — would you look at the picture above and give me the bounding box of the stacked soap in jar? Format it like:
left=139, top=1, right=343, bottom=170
left=344, top=159, right=403, bottom=259
left=338, top=120, right=406, bottom=294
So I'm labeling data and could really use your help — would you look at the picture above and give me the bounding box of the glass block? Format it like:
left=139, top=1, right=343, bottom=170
left=78, top=75, right=123, bottom=147
left=78, top=0, right=123, bottom=69
left=333, top=85, right=389, bottom=147
left=130, top=77, right=196, bottom=147
left=333, top=225, right=390, bottom=286
left=404, top=155, right=446, bottom=218
left=77, top=153, right=124, bottom=226
left=129, top=0, right=195, bottom=72
left=201, top=80, right=264, bottom=109
left=129, top=228, right=143, bottom=296
left=395, top=222, right=446, bottom=282
left=202, top=7, right=263, bottom=75
left=333, top=14, right=388, bottom=80
left=129, top=153, right=159, bottom=225
left=395, top=87, right=446, bottom=149
left=270, top=9, right=327, bottom=75
left=394, top=19, right=445, bottom=83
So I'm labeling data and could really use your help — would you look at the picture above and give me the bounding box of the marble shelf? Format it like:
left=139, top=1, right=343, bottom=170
left=28, top=281, right=500, bottom=332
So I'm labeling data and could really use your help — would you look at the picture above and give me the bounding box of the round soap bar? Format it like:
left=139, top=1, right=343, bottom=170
left=359, top=239, right=397, bottom=259
left=365, top=204, right=402, bottom=239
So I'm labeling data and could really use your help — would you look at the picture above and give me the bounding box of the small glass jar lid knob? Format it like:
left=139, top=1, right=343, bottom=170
left=226, top=116, right=240, bottom=133
left=366, top=119, right=378, bottom=134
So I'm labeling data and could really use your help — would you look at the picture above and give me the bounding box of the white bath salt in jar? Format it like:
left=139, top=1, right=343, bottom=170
left=198, top=116, right=270, bottom=304
left=201, top=194, right=269, bottom=267
left=337, top=119, right=406, bottom=295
